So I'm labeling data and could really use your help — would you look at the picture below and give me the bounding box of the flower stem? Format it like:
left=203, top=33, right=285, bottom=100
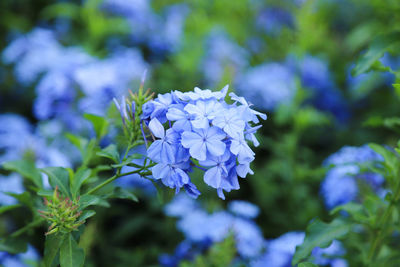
left=367, top=175, right=400, bottom=264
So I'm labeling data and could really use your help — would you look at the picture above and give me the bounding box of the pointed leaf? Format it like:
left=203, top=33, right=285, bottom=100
left=292, top=218, right=351, bottom=265
left=299, top=263, right=318, bottom=267
left=79, top=210, right=96, bottom=221
left=84, top=113, right=109, bottom=138
left=96, top=144, right=120, bottom=163
left=59, top=234, right=85, bottom=267
left=110, top=187, right=139, bottom=202
left=0, top=204, right=21, bottom=215
left=41, top=167, right=71, bottom=197
left=44, top=234, right=64, bottom=267
left=352, top=32, right=400, bottom=76
left=71, top=169, right=91, bottom=199
left=2, top=160, right=42, bottom=187
left=78, top=195, right=110, bottom=210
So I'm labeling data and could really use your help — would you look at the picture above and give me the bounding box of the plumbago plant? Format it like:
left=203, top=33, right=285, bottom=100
left=293, top=32, right=400, bottom=266
left=0, top=84, right=264, bottom=267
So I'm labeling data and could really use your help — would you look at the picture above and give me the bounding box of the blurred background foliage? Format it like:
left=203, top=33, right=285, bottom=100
left=1, top=0, right=400, bottom=266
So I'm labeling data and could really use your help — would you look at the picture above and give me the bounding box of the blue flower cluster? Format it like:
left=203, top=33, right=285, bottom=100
left=251, top=232, right=347, bottom=267
left=142, top=86, right=266, bottom=199
left=3, top=28, right=147, bottom=131
left=235, top=62, right=296, bottom=111
left=201, top=29, right=249, bottom=86
left=103, top=0, right=189, bottom=56
left=321, top=145, right=385, bottom=209
left=162, top=194, right=264, bottom=265
left=163, top=195, right=347, bottom=266
left=234, top=55, right=350, bottom=122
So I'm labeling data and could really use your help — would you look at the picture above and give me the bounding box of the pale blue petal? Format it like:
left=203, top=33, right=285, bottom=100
left=149, top=118, right=165, bottom=139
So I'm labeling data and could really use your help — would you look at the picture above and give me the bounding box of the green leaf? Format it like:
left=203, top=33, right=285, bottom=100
left=41, top=3, right=80, bottom=20
left=96, top=144, right=120, bottom=163
left=352, top=32, right=400, bottom=76
left=84, top=113, right=109, bottom=138
left=65, top=133, right=88, bottom=153
left=5, top=192, right=32, bottom=208
left=331, top=203, right=369, bottom=223
left=44, top=234, right=64, bottom=267
left=79, top=210, right=96, bottom=221
left=78, top=195, right=110, bottom=210
left=369, top=143, right=398, bottom=176
left=71, top=169, right=92, bottom=199
left=2, top=160, right=42, bottom=188
left=41, top=167, right=71, bottom=197
left=292, top=218, right=351, bottom=265
left=0, top=204, right=21, bottom=214
left=393, top=84, right=400, bottom=99
left=0, top=237, right=28, bottom=254
left=59, top=234, right=85, bottom=267
left=110, top=187, right=139, bottom=202
left=298, top=262, right=318, bottom=267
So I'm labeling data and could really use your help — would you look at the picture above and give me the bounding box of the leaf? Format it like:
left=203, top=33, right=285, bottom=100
left=41, top=3, right=80, bottom=20
left=2, top=160, right=42, bottom=188
left=110, top=187, right=139, bottom=202
left=71, top=169, right=92, bottom=199
left=79, top=210, right=96, bottom=221
left=65, top=133, right=88, bottom=153
left=298, top=262, right=318, bottom=267
left=44, top=234, right=64, bottom=267
left=5, top=192, right=32, bottom=208
left=352, top=32, right=400, bottom=76
left=393, top=84, right=400, bottom=99
left=41, top=167, right=71, bottom=197
left=78, top=195, right=110, bottom=210
left=0, top=204, right=21, bottom=214
left=292, top=218, right=351, bottom=265
left=59, top=234, right=85, bottom=267
left=96, top=144, right=120, bottom=163
left=84, top=113, right=109, bottom=138
left=0, top=237, right=27, bottom=254
left=331, top=203, right=369, bottom=223
left=369, top=143, right=398, bottom=176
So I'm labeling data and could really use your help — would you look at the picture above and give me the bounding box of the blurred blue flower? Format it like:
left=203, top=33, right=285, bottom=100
left=251, top=232, right=347, bottom=267
left=321, top=145, right=384, bottom=209
left=202, top=30, right=249, bottom=85
left=0, top=174, right=24, bottom=206
left=103, top=0, right=189, bottom=56
left=251, top=231, right=304, bottom=267
left=0, top=245, right=39, bottom=267
left=163, top=195, right=264, bottom=264
left=256, top=7, right=294, bottom=36
left=228, top=200, right=260, bottom=219
left=299, top=55, right=350, bottom=122
left=235, top=62, right=296, bottom=111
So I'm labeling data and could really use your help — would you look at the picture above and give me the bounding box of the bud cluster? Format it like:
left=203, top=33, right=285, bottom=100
left=38, top=187, right=84, bottom=235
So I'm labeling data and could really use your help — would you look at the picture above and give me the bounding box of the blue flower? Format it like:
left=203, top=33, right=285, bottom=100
left=164, top=196, right=265, bottom=263
left=147, top=118, right=180, bottom=163
left=256, top=7, right=294, bottom=36
left=321, top=145, right=385, bottom=209
left=0, top=174, right=24, bottom=206
left=251, top=232, right=305, bottom=267
left=181, top=126, right=226, bottom=161
left=144, top=86, right=264, bottom=199
left=235, top=62, right=296, bottom=111
left=201, top=30, right=249, bottom=85
left=0, top=245, right=40, bottom=267
left=228, top=200, right=260, bottom=219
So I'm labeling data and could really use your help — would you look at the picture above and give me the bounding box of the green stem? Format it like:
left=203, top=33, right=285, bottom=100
left=87, top=168, right=146, bottom=195
left=367, top=175, right=400, bottom=263
left=10, top=218, right=44, bottom=238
